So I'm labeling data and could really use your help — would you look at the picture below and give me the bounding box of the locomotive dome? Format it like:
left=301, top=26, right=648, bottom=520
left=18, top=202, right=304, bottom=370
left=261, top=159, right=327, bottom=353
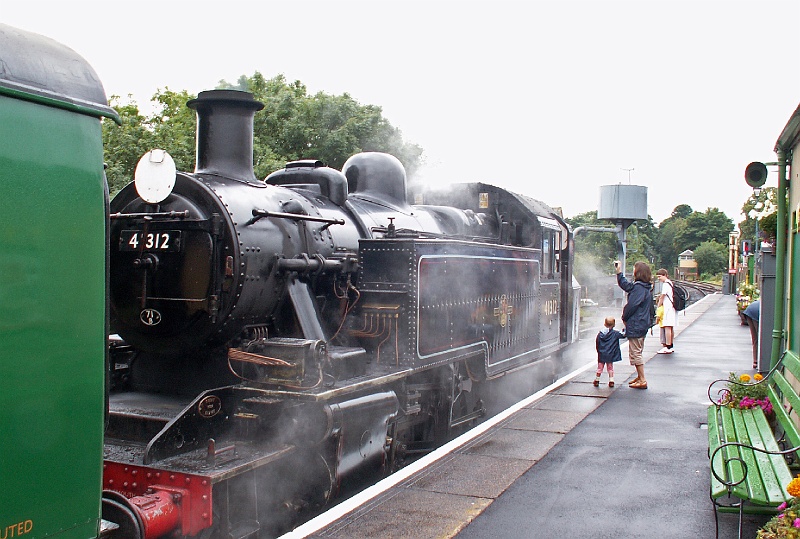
left=343, top=152, right=408, bottom=207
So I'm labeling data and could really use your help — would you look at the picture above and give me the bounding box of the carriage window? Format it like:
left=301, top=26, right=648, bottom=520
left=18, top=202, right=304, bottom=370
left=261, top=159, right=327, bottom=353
left=543, top=229, right=559, bottom=277
left=543, top=235, right=551, bottom=275
left=554, top=231, right=562, bottom=272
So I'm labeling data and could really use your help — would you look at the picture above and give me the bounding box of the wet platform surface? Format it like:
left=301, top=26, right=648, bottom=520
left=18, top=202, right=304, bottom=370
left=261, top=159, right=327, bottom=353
left=282, top=294, right=768, bottom=538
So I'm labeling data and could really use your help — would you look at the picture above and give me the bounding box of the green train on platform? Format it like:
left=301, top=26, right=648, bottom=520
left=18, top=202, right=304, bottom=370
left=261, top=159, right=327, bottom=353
left=0, top=23, right=119, bottom=539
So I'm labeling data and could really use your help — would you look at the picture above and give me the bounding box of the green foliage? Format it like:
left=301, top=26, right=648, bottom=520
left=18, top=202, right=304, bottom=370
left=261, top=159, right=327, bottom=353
left=693, top=240, right=728, bottom=276
left=670, top=204, right=693, bottom=220
left=147, top=88, right=197, bottom=173
left=757, top=494, right=800, bottom=538
left=102, top=96, right=154, bottom=195
left=674, top=208, right=734, bottom=250
left=101, top=73, right=424, bottom=196
left=230, top=72, right=424, bottom=177
left=759, top=211, right=778, bottom=244
left=565, top=211, right=657, bottom=286
left=565, top=211, right=618, bottom=283
left=739, top=187, right=779, bottom=246
left=654, top=214, right=686, bottom=270
left=726, top=371, right=768, bottom=403
left=653, top=205, right=734, bottom=271
left=737, top=282, right=759, bottom=313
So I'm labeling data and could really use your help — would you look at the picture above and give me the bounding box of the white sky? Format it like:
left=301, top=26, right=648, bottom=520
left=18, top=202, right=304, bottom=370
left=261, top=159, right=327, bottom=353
left=5, top=0, right=798, bottom=224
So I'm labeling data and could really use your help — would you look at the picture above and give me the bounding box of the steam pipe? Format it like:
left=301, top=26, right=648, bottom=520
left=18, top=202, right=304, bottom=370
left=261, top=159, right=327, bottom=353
left=573, top=222, right=626, bottom=274
left=276, top=255, right=344, bottom=273
left=769, top=148, right=788, bottom=369
left=572, top=225, right=621, bottom=236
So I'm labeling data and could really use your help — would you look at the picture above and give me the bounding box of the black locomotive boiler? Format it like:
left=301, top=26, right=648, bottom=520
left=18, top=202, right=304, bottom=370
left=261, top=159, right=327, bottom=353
left=103, top=89, right=578, bottom=538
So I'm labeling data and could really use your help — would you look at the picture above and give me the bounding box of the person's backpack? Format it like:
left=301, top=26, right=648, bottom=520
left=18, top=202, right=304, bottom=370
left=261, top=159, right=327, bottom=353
left=671, top=282, right=687, bottom=311
left=649, top=297, right=657, bottom=328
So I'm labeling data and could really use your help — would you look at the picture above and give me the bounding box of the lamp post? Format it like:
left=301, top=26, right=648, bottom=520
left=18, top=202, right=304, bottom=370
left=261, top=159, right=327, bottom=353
left=743, top=160, right=784, bottom=370
left=751, top=187, right=763, bottom=254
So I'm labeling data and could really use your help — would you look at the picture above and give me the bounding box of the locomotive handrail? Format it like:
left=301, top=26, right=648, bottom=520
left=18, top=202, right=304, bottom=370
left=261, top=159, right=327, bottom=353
left=247, top=208, right=345, bottom=227
left=110, top=210, right=190, bottom=219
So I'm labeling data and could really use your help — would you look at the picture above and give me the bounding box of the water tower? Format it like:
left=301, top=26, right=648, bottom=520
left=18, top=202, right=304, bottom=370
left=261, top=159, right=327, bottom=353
left=598, top=184, right=648, bottom=303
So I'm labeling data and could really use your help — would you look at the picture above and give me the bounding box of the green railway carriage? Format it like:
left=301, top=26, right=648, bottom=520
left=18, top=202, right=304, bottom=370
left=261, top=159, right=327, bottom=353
left=0, top=24, right=118, bottom=539
left=751, top=104, right=800, bottom=368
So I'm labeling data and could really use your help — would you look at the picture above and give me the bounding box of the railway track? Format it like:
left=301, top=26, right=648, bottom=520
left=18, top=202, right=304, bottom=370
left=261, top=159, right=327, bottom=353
left=675, top=279, right=721, bottom=305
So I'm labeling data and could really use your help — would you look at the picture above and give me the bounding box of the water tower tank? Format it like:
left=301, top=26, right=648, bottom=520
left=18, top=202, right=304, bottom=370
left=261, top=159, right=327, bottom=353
left=597, top=184, right=648, bottom=221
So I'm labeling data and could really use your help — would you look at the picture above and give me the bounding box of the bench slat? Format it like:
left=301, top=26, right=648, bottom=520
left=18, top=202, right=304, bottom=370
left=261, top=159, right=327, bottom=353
left=750, top=408, right=793, bottom=504
left=781, top=350, right=800, bottom=382
left=731, top=409, right=768, bottom=503
left=773, top=349, right=800, bottom=445
left=770, top=373, right=800, bottom=448
left=742, top=408, right=789, bottom=505
left=719, top=406, right=748, bottom=498
left=708, top=406, right=727, bottom=498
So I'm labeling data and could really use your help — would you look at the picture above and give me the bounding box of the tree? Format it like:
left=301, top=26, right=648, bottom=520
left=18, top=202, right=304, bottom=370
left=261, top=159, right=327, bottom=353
left=223, top=73, right=424, bottom=177
left=674, top=208, right=734, bottom=251
left=102, top=96, right=155, bottom=195
left=565, top=211, right=658, bottom=283
left=669, top=204, right=693, bottom=220
left=627, top=215, right=658, bottom=266
left=102, top=74, right=424, bottom=197
left=738, top=187, right=779, bottom=247
left=147, top=88, right=197, bottom=174
left=655, top=206, right=691, bottom=271
left=693, top=240, right=728, bottom=276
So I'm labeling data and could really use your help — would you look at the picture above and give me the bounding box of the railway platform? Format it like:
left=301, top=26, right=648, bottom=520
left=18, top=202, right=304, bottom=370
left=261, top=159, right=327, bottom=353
left=281, top=293, right=768, bottom=538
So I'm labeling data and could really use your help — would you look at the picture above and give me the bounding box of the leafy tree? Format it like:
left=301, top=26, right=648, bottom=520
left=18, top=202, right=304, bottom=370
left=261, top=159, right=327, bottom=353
left=566, top=211, right=620, bottom=280
left=655, top=206, right=691, bottom=270
left=102, top=96, right=154, bottom=195
left=693, top=240, right=728, bottom=276
left=223, top=72, right=424, bottom=177
left=147, top=88, right=197, bottom=173
left=670, top=204, right=693, bottom=220
left=102, top=74, right=424, bottom=197
left=738, top=187, right=779, bottom=247
left=674, top=208, right=734, bottom=251
left=565, top=211, right=619, bottom=301
left=627, top=215, right=658, bottom=266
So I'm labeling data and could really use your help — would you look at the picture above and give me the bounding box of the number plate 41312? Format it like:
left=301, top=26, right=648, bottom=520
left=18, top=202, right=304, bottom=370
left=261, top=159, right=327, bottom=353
left=120, top=230, right=182, bottom=252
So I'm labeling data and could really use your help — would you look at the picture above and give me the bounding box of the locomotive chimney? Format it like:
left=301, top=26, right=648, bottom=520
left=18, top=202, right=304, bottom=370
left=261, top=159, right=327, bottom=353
left=187, top=89, right=264, bottom=183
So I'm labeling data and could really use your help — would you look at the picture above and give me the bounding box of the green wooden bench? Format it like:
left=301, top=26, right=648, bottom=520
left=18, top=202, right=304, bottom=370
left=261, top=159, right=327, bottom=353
left=707, top=350, right=800, bottom=539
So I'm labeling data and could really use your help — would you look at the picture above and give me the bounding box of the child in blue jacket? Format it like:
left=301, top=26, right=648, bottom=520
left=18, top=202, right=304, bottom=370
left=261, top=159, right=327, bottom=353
left=595, top=316, right=625, bottom=387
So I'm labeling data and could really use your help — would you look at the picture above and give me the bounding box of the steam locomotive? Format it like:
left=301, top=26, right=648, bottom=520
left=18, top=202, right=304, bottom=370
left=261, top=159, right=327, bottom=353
left=0, top=20, right=580, bottom=539
left=101, top=89, right=579, bottom=537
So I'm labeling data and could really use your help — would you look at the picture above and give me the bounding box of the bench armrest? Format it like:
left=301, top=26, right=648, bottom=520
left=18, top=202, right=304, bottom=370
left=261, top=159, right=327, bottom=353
left=710, top=440, right=800, bottom=488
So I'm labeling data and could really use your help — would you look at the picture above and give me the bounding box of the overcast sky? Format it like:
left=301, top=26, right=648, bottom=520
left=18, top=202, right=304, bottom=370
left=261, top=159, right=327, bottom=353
left=5, top=0, right=798, bottom=224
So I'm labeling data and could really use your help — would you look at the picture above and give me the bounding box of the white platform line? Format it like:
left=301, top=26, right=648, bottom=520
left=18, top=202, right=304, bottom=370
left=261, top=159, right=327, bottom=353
left=279, top=292, right=718, bottom=538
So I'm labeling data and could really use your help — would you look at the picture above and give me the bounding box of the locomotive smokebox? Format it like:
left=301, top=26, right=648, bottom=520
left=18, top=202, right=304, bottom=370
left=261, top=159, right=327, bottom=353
left=187, top=89, right=264, bottom=183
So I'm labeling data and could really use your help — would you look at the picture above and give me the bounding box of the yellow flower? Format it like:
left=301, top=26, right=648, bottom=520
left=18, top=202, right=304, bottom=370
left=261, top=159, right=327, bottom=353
left=740, top=374, right=752, bottom=383
left=754, top=373, right=764, bottom=381
left=787, top=476, right=800, bottom=497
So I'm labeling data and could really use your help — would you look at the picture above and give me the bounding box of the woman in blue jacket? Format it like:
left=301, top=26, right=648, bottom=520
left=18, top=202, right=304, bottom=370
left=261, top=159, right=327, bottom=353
left=615, top=260, right=653, bottom=389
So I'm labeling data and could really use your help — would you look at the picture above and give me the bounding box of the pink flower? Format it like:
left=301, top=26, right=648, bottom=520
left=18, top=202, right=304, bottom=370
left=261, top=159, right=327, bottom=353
left=778, top=502, right=788, bottom=511
left=793, top=517, right=800, bottom=528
